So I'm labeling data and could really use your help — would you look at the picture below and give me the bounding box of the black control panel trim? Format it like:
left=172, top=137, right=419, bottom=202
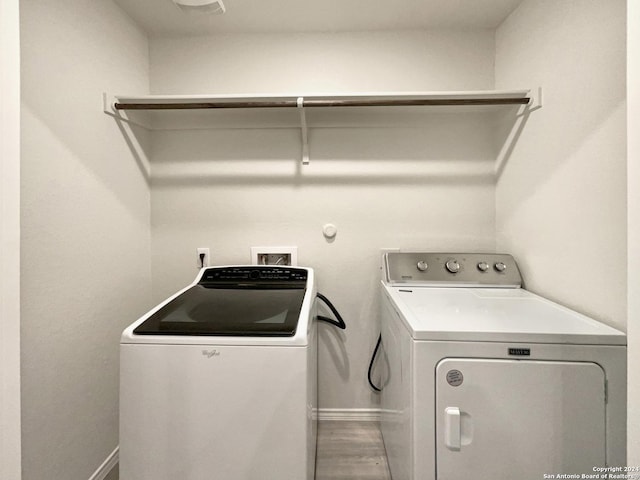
left=199, top=266, right=308, bottom=289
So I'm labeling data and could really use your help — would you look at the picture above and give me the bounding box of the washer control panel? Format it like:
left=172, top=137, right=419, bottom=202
left=384, top=252, right=522, bottom=287
left=199, top=266, right=308, bottom=287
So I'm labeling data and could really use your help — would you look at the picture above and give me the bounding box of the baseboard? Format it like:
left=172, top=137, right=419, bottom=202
left=317, top=408, right=381, bottom=422
left=88, top=446, right=119, bottom=480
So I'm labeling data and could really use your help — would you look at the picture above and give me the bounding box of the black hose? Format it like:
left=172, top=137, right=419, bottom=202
left=316, top=293, right=346, bottom=329
left=368, top=333, right=382, bottom=392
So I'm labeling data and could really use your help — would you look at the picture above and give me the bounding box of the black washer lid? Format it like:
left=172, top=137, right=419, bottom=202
left=134, top=266, right=308, bottom=337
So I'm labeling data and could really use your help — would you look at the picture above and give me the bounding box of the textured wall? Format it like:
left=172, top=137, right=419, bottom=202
left=20, top=0, right=151, bottom=478
left=150, top=30, right=495, bottom=94
left=495, top=0, right=627, bottom=330
left=1, top=0, right=22, bottom=478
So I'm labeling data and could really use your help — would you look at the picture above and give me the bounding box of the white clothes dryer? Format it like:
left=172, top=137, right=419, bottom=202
left=380, top=252, right=626, bottom=480
left=120, top=266, right=317, bottom=480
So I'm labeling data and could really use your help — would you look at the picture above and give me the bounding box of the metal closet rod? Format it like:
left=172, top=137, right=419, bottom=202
left=113, top=97, right=531, bottom=110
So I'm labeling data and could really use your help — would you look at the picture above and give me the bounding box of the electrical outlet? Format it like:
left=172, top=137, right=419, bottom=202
left=196, top=248, right=210, bottom=268
left=251, top=246, right=298, bottom=266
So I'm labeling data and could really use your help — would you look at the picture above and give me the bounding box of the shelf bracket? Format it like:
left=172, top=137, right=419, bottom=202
left=527, top=86, right=543, bottom=112
left=102, top=92, right=151, bottom=130
left=102, top=92, right=118, bottom=116
left=102, top=93, right=151, bottom=179
left=103, top=92, right=129, bottom=120
left=297, top=97, right=309, bottom=165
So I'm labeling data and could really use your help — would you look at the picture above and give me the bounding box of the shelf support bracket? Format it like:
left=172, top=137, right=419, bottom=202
left=527, top=86, right=543, bottom=112
left=297, top=97, right=309, bottom=165
left=102, top=93, right=151, bottom=179
left=102, top=92, right=151, bottom=130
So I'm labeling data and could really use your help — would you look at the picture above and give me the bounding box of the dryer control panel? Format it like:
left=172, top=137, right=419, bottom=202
left=384, top=252, right=522, bottom=287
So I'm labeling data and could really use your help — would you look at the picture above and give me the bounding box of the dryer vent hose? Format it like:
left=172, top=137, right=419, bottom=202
left=316, top=293, right=346, bottom=330
left=368, top=333, right=382, bottom=392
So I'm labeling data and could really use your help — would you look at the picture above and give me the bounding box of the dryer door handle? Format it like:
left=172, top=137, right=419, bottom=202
left=444, top=407, right=461, bottom=451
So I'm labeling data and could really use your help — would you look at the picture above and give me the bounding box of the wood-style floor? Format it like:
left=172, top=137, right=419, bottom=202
left=316, top=421, right=391, bottom=480
left=108, top=421, right=391, bottom=480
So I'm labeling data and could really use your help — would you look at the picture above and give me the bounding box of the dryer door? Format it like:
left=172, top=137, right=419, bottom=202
left=435, top=358, right=606, bottom=480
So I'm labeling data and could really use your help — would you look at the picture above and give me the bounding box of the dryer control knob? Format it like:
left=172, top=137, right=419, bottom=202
left=477, top=261, right=489, bottom=272
left=494, top=262, right=507, bottom=273
left=416, top=261, right=428, bottom=272
left=445, top=260, right=460, bottom=274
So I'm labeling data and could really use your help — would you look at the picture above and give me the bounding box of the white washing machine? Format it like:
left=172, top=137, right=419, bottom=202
left=120, top=266, right=317, bottom=480
left=380, top=252, right=626, bottom=480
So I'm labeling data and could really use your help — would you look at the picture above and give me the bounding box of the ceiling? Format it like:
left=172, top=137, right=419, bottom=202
left=113, top=0, right=525, bottom=36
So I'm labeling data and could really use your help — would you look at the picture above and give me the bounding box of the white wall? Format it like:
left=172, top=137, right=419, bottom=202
left=150, top=30, right=495, bottom=94
left=495, top=0, right=627, bottom=330
left=149, top=30, right=498, bottom=409
left=0, top=0, right=22, bottom=478
left=20, top=1, right=151, bottom=478
left=628, top=0, right=640, bottom=464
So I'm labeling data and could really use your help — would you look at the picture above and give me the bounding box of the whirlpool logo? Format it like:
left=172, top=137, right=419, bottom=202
left=201, top=349, right=221, bottom=358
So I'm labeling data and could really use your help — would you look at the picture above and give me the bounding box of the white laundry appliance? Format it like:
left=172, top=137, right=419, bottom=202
left=380, top=252, right=626, bottom=480
left=120, top=265, right=317, bottom=480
